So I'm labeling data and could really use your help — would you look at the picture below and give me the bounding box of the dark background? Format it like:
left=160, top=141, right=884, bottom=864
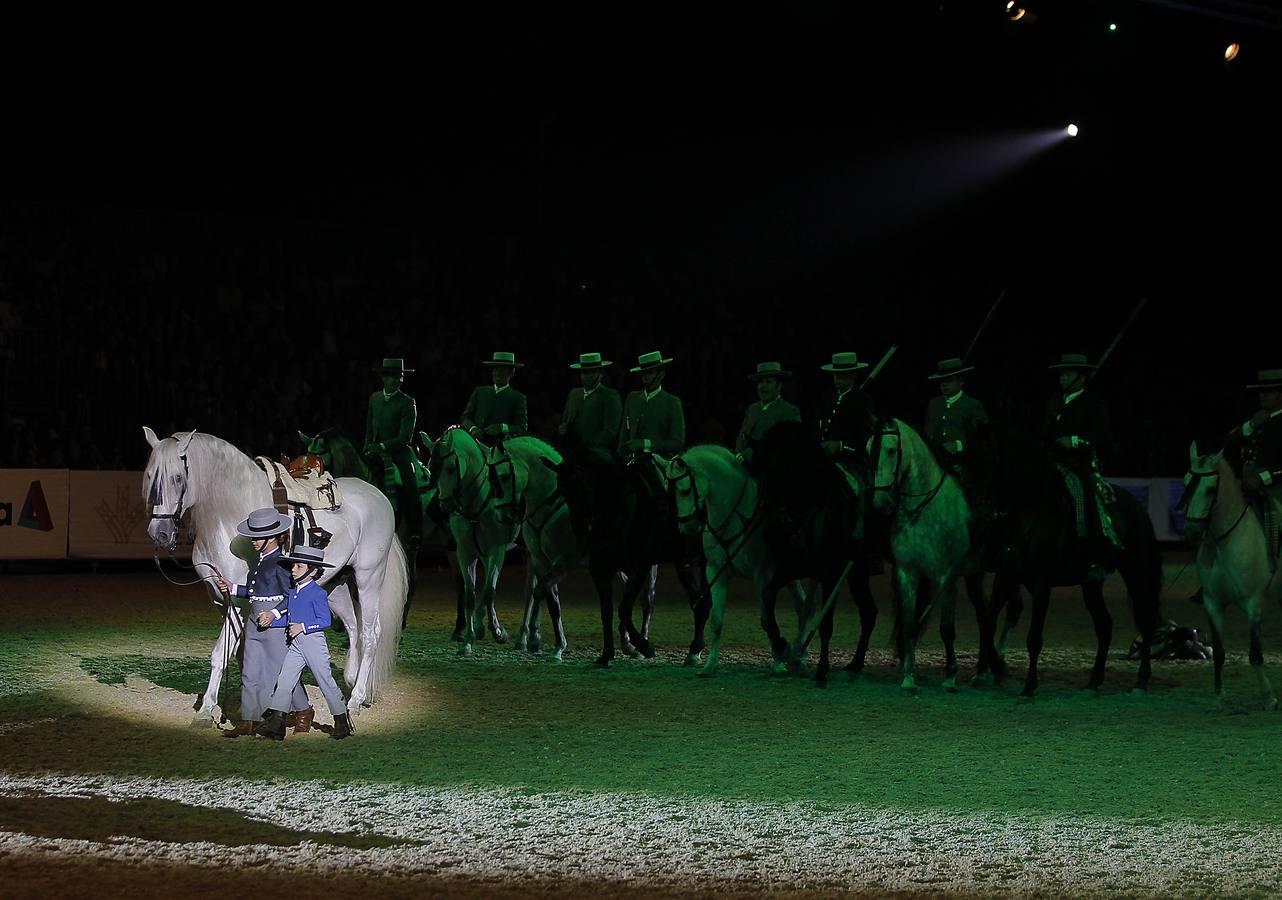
left=2, top=1, right=1278, bottom=474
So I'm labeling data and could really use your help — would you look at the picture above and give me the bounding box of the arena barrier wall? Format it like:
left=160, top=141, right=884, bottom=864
left=0, top=469, right=1186, bottom=559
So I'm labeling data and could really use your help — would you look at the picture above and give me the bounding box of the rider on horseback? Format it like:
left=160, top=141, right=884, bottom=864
left=923, top=357, right=996, bottom=522
left=559, top=352, right=622, bottom=452
left=1043, top=352, right=1119, bottom=580
left=1224, top=368, right=1282, bottom=567
left=735, top=361, right=801, bottom=467
left=363, top=358, right=422, bottom=553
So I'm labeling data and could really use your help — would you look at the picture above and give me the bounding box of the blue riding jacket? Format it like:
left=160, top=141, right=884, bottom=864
left=233, top=548, right=290, bottom=613
left=269, top=580, right=332, bottom=635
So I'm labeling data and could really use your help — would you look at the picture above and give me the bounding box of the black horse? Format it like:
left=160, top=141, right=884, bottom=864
left=553, top=440, right=710, bottom=667
left=981, top=426, right=1162, bottom=697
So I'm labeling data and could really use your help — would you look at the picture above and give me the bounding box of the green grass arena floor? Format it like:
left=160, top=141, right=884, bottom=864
left=2, top=554, right=1281, bottom=898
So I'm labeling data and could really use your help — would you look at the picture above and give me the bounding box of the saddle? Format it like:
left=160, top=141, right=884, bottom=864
left=256, top=457, right=342, bottom=511
left=1055, top=464, right=1121, bottom=549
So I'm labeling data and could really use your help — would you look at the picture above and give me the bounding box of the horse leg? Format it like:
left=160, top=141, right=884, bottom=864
left=897, top=567, right=922, bottom=692
left=481, top=551, right=509, bottom=644
left=1082, top=580, right=1112, bottom=692
left=619, top=566, right=646, bottom=658
left=964, top=573, right=996, bottom=685
left=196, top=607, right=243, bottom=726
left=844, top=570, right=877, bottom=676
left=814, top=591, right=836, bottom=686
left=641, top=563, right=658, bottom=641
left=346, top=561, right=388, bottom=711
left=458, top=555, right=480, bottom=657
left=515, top=568, right=538, bottom=652
left=1204, top=596, right=1228, bottom=711
left=1248, top=599, right=1278, bottom=711
left=675, top=557, right=708, bottom=666
left=327, top=579, right=361, bottom=688
left=939, top=578, right=961, bottom=693
left=546, top=578, right=568, bottom=661
left=593, top=563, right=617, bottom=667
left=699, top=561, right=731, bottom=677
left=996, top=576, right=1023, bottom=662
left=760, top=578, right=789, bottom=674
left=1020, top=583, right=1052, bottom=699
left=450, top=550, right=467, bottom=642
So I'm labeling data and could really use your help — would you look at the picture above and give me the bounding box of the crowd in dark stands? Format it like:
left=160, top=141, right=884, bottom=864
left=0, top=207, right=1242, bottom=478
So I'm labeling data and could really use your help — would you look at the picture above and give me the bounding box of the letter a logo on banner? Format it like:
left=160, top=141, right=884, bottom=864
left=19, top=481, right=54, bottom=531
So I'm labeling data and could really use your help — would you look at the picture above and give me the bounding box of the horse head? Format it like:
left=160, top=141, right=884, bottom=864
left=142, top=426, right=197, bottom=551
left=866, top=420, right=903, bottom=515
left=1181, top=440, right=1224, bottom=543
left=429, top=426, right=480, bottom=515
left=660, top=454, right=706, bottom=536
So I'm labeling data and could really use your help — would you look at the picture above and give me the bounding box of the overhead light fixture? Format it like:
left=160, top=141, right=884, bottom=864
left=1224, top=42, right=1240, bottom=61
left=1066, top=124, right=1079, bottom=137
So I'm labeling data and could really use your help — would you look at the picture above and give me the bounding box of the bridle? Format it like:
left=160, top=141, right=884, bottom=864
left=869, top=422, right=946, bottom=523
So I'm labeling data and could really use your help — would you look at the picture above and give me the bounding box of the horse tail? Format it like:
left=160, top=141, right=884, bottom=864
left=368, top=535, right=409, bottom=702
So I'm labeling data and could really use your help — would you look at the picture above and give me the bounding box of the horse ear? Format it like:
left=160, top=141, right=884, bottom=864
left=174, top=429, right=196, bottom=455
left=419, top=431, right=431, bottom=447
left=143, top=426, right=160, bottom=449
left=540, top=456, right=561, bottom=472
left=1189, top=441, right=1199, bottom=464
left=298, top=430, right=315, bottom=445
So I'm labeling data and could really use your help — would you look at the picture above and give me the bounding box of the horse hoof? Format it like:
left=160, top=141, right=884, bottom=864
left=1080, top=685, right=1101, bottom=696
left=528, top=639, right=542, bottom=654
left=492, top=629, right=509, bottom=645
left=1129, top=687, right=1147, bottom=697
left=1267, top=697, right=1279, bottom=712
left=970, top=672, right=992, bottom=688
left=683, top=654, right=701, bottom=668
left=459, top=645, right=473, bottom=658
left=450, top=629, right=465, bottom=643
left=942, top=680, right=958, bottom=694
left=637, top=640, right=656, bottom=660
left=1017, top=690, right=1036, bottom=703
left=512, top=640, right=527, bottom=652
left=697, top=664, right=718, bottom=678
left=900, top=679, right=918, bottom=694
left=594, top=654, right=613, bottom=668
left=620, top=642, right=637, bottom=658
left=189, top=717, right=213, bottom=729
left=192, top=693, right=204, bottom=712
left=553, top=648, right=564, bottom=662
left=771, top=661, right=788, bottom=676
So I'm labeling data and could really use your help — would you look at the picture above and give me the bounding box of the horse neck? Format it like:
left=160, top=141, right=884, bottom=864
left=1211, top=457, right=1249, bottom=534
left=454, top=432, right=490, bottom=507
left=702, top=455, right=757, bottom=535
left=187, top=436, right=268, bottom=536
left=896, top=421, right=943, bottom=493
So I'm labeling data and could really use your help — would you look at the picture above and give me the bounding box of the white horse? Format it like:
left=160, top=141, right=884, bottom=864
left=1183, top=442, right=1282, bottom=711
left=867, top=418, right=979, bottom=692
left=142, top=428, right=407, bottom=723
left=427, top=427, right=532, bottom=656
left=505, top=436, right=581, bottom=660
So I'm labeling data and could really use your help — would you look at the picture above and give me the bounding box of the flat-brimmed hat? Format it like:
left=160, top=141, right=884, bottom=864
left=236, top=508, right=293, bottom=539
left=278, top=544, right=335, bottom=569
left=630, top=350, right=673, bottom=373
left=373, top=358, right=415, bottom=375
left=748, top=361, right=792, bottom=381
left=1048, top=352, right=1098, bottom=371
left=570, top=352, right=613, bottom=371
left=820, top=352, right=869, bottom=373
left=1246, top=368, right=1282, bottom=390
left=482, top=351, right=525, bottom=368
left=927, top=357, right=975, bottom=381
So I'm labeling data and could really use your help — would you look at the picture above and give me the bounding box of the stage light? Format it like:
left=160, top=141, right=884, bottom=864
left=1009, top=6, right=1026, bottom=21
left=1224, top=42, right=1240, bottom=61
left=1109, top=23, right=1117, bottom=32
left=1066, top=124, right=1079, bottom=137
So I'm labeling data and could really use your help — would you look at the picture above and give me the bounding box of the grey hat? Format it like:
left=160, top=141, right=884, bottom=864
left=483, top=351, right=525, bottom=368
left=749, top=361, right=792, bottom=381
left=1048, top=352, right=1098, bottom=371
left=570, top=352, right=613, bottom=370
left=927, top=357, right=976, bottom=381
left=820, top=352, right=869, bottom=373
left=236, top=508, right=293, bottom=539
left=629, top=350, right=674, bottom=373
left=278, top=544, right=335, bottom=569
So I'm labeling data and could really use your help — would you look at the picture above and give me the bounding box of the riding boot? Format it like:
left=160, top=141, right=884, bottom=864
left=332, top=712, right=354, bottom=740
left=292, top=706, right=315, bottom=734
left=223, top=719, right=258, bottom=738
left=254, top=709, right=288, bottom=741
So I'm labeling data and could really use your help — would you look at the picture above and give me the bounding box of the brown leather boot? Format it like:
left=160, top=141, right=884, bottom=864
left=223, top=720, right=258, bottom=738
left=292, top=706, right=315, bottom=734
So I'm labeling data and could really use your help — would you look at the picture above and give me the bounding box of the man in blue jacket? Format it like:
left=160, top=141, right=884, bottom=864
left=214, top=508, right=312, bottom=736
left=255, top=545, right=353, bottom=741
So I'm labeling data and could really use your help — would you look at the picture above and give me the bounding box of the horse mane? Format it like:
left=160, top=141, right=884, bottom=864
left=504, top=435, right=563, bottom=466
left=683, top=443, right=739, bottom=478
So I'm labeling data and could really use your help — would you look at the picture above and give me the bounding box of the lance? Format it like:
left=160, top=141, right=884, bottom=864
left=1089, top=297, right=1148, bottom=383
left=860, top=343, right=898, bottom=392
left=962, top=289, right=1006, bottom=365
